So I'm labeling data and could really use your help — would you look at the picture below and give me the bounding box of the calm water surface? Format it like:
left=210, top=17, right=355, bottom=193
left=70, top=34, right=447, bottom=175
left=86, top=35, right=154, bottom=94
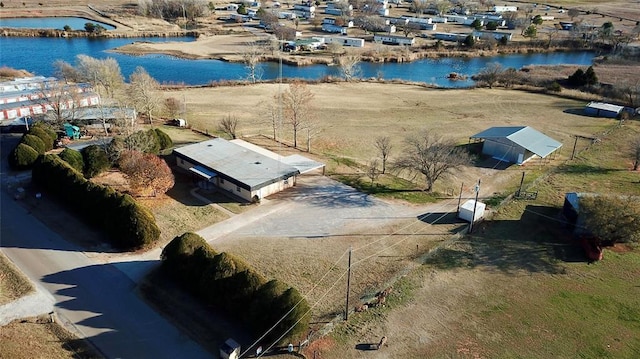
left=0, top=17, right=116, bottom=30
left=0, top=36, right=595, bottom=87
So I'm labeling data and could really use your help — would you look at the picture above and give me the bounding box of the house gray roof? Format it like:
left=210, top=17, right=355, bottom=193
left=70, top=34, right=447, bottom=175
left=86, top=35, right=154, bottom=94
left=173, top=138, right=300, bottom=190
left=470, top=126, right=563, bottom=158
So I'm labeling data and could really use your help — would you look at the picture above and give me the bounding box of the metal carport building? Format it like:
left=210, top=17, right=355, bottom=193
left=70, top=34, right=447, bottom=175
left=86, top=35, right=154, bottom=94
left=470, top=126, right=562, bottom=164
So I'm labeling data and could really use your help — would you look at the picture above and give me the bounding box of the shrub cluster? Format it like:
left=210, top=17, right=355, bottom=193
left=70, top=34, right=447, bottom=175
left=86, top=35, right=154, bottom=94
left=161, top=233, right=310, bottom=345
left=8, top=122, right=57, bottom=170
left=32, top=154, right=160, bottom=250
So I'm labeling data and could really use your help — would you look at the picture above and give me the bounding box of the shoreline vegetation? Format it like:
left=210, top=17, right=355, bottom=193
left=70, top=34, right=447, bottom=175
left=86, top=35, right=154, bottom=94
left=0, top=6, right=604, bottom=67
left=0, top=25, right=596, bottom=66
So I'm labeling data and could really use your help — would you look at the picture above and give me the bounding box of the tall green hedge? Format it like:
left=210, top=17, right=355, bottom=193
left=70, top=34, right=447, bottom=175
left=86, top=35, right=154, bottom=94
left=154, top=128, right=173, bottom=150
left=8, top=143, right=39, bottom=169
left=58, top=148, right=84, bottom=173
left=82, top=145, right=110, bottom=178
left=28, top=127, right=54, bottom=151
left=161, top=233, right=310, bottom=345
left=22, top=134, right=46, bottom=154
left=32, top=154, right=160, bottom=250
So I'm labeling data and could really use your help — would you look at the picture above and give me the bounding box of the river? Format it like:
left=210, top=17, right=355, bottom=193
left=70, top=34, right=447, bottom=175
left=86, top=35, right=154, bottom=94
left=0, top=35, right=595, bottom=88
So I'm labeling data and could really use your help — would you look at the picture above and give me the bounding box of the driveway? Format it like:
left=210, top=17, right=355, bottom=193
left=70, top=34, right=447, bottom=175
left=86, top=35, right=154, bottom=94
left=201, top=175, right=419, bottom=243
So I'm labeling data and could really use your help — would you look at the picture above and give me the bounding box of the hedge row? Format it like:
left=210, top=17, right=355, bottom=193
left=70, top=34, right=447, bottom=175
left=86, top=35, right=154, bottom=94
left=32, top=154, right=160, bottom=250
left=161, top=233, right=310, bottom=345
left=8, top=122, right=57, bottom=169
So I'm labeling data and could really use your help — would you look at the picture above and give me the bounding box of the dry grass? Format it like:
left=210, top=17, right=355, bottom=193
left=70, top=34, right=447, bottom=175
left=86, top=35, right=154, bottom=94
left=171, top=83, right=615, bottom=162
left=0, top=252, right=34, bottom=306
left=0, top=315, right=101, bottom=359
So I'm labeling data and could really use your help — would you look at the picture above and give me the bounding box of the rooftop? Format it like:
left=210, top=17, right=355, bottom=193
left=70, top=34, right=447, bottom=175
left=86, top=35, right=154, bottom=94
left=470, top=126, right=563, bottom=158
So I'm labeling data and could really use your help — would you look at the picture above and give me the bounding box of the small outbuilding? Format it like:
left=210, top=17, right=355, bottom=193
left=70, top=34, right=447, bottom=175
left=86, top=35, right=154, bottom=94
left=470, top=126, right=562, bottom=165
left=583, top=102, right=624, bottom=118
left=458, top=200, right=486, bottom=223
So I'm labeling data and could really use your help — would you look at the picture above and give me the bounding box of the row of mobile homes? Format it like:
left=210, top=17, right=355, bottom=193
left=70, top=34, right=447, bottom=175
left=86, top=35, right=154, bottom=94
left=322, top=23, right=348, bottom=34
left=0, top=77, right=57, bottom=93
left=433, top=32, right=469, bottom=42
left=473, top=30, right=512, bottom=41
left=493, top=5, right=517, bottom=13
left=323, top=18, right=354, bottom=27
left=324, top=2, right=353, bottom=16
left=1, top=92, right=100, bottom=122
left=321, top=36, right=365, bottom=47
left=293, top=3, right=315, bottom=18
left=374, top=34, right=414, bottom=45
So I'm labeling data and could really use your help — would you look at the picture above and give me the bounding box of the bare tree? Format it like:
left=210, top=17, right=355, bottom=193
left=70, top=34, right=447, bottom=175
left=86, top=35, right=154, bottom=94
left=568, top=8, right=580, bottom=21
left=374, top=136, right=392, bottom=174
left=474, top=62, right=504, bottom=88
left=434, top=0, right=451, bottom=15
left=304, top=119, right=321, bottom=153
left=242, top=42, right=264, bottom=83
left=410, top=0, right=429, bottom=16
left=127, top=66, right=161, bottom=125
left=218, top=114, right=239, bottom=139
left=273, top=25, right=297, bottom=41
left=336, top=54, right=361, bottom=82
left=54, top=55, right=124, bottom=98
left=617, top=79, right=640, bottom=107
left=38, top=80, right=85, bottom=125
left=401, top=22, right=421, bottom=37
left=393, top=131, right=471, bottom=192
left=366, top=159, right=380, bottom=184
left=164, top=97, right=183, bottom=118
left=281, top=81, right=315, bottom=148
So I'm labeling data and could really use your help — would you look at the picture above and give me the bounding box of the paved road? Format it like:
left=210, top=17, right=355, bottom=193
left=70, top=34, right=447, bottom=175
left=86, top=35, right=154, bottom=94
left=1, top=180, right=210, bottom=358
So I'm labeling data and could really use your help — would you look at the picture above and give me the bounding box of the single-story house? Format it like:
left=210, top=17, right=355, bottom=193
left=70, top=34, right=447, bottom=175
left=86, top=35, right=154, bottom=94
left=470, top=126, right=562, bottom=164
left=173, top=138, right=324, bottom=202
left=583, top=102, right=624, bottom=118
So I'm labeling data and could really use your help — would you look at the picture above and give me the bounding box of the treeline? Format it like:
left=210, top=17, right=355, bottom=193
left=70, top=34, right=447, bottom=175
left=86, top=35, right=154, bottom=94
left=161, top=233, right=310, bottom=346
left=32, top=154, right=160, bottom=250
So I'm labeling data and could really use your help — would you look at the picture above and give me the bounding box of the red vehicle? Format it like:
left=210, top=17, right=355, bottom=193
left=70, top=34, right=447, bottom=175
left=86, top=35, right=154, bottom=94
left=580, top=236, right=603, bottom=261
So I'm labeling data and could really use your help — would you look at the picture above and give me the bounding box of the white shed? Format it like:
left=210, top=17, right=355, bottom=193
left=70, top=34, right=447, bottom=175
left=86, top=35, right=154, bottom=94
left=220, top=338, right=241, bottom=359
left=458, top=200, right=486, bottom=223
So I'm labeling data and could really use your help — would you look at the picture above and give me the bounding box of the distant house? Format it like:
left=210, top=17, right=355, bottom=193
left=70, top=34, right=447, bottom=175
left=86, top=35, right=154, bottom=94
left=320, top=36, right=365, bottom=47
left=173, top=138, right=324, bottom=202
left=373, top=34, right=414, bottom=45
left=469, top=126, right=562, bottom=164
left=473, top=30, right=512, bottom=41
left=583, top=102, right=624, bottom=118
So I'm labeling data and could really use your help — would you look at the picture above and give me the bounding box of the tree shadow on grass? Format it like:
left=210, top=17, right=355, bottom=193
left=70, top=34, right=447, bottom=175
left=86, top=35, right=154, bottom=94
left=563, top=108, right=588, bottom=116
left=558, top=163, right=620, bottom=175
left=424, top=205, right=587, bottom=275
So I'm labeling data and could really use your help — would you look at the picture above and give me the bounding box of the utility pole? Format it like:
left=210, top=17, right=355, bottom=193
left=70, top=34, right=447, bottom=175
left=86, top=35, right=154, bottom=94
left=456, top=182, right=464, bottom=214
left=344, top=246, right=352, bottom=321
left=468, top=179, right=481, bottom=234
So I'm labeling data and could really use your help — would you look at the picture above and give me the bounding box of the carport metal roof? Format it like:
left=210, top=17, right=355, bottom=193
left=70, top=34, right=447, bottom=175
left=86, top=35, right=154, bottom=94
left=470, top=126, right=562, bottom=158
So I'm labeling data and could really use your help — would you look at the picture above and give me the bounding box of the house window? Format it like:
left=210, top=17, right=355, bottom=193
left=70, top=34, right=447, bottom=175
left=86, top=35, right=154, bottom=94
left=220, top=178, right=225, bottom=184
left=236, top=186, right=241, bottom=192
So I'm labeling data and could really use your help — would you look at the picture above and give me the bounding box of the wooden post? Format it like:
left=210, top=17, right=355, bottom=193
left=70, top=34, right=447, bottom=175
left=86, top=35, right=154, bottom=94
left=516, top=172, right=525, bottom=197
left=570, top=135, right=578, bottom=160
